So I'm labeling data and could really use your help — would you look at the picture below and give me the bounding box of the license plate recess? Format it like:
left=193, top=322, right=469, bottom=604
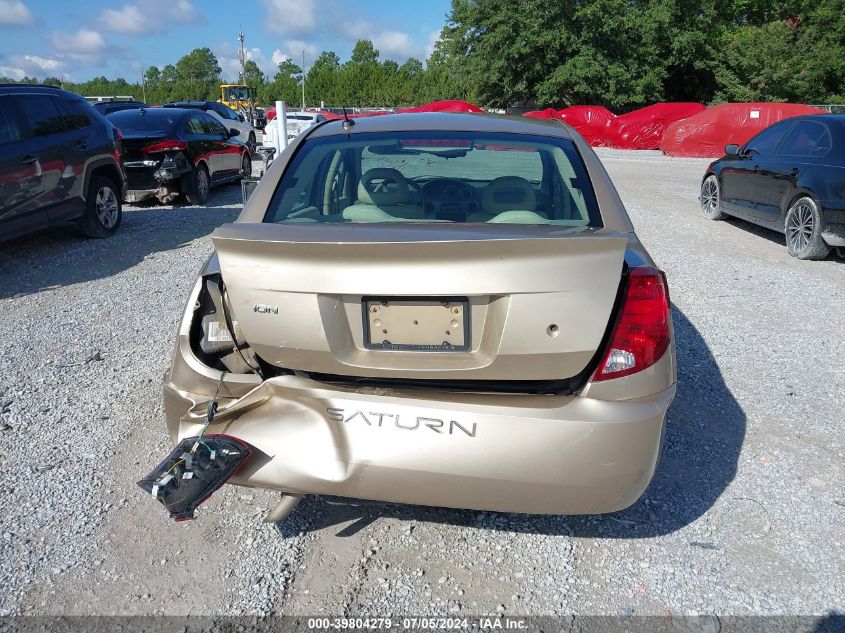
left=363, top=296, right=470, bottom=352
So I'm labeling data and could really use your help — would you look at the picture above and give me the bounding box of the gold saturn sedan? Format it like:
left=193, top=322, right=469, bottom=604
left=140, top=113, right=676, bottom=522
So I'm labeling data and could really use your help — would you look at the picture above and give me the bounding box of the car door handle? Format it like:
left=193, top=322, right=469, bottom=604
left=21, top=154, right=39, bottom=165
left=74, top=140, right=89, bottom=150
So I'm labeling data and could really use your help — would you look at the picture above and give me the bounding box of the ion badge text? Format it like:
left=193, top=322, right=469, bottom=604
left=253, top=304, right=279, bottom=314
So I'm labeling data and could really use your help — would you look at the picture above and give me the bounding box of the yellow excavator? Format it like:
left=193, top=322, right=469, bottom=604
left=219, top=84, right=266, bottom=129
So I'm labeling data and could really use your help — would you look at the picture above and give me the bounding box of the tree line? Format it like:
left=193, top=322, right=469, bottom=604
left=2, top=0, right=842, bottom=111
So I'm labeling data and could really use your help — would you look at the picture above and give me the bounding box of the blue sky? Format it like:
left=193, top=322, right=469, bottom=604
left=0, top=0, right=453, bottom=82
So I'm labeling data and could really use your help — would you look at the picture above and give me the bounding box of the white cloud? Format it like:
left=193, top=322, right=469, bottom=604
left=0, top=54, right=65, bottom=78
left=0, top=66, right=25, bottom=79
left=51, top=28, right=107, bottom=56
left=262, top=0, right=317, bottom=35
left=101, top=0, right=201, bottom=35
left=272, top=40, right=319, bottom=66
left=371, top=30, right=421, bottom=59
left=215, top=44, right=281, bottom=80
left=0, top=1, right=34, bottom=26
left=425, top=29, right=441, bottom=59
left=340, top=20, right=425, bottom=61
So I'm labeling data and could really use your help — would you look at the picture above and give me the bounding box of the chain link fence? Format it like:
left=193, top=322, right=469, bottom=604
left=810, top=104, right=845, bottom=114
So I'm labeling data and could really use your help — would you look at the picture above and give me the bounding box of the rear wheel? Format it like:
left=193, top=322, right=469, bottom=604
left=238, top=152, right=252, bottom=181
left=80, top=176, right=122, bottom=238
left=185, top=164, right=210, bottom=205
left=785, top=196, right=830, bottom=260
left=700, top=175, right=726, bottom=220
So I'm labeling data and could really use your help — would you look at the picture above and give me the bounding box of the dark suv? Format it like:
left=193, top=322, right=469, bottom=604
left=0, top=84, right=126, bottom=242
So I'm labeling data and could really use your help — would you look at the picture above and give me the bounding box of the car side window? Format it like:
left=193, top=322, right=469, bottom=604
left=0, top=97, right=24, bottom=144
left=744, top=122, right=791, bottom=156
left=203, top=115, right=228, bottom=136
left=18, top=95, right=68, bottom=137
left=59, top=98, right=92, bottom=130
left=219, top=105, right=237, bottom=121
left=185, top=116, right=205, bottom=136
left=777, top=121, right=832, bottom=158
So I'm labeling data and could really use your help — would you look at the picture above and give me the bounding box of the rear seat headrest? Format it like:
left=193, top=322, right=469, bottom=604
left=358, top=168, right=410, bottom=206
left=482, top=176, right=537, bottom=214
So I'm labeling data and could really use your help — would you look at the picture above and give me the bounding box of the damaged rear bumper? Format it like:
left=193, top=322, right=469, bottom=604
left=163, top=374, right=674, bottom=515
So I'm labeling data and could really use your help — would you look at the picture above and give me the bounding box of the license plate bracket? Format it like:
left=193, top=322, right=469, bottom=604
left=362, top=296, right=470, bottom=352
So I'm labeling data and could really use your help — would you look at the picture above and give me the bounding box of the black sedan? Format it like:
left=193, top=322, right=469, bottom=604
left=107, top=107, right=251, bottom=205
left=92, top=100, right=146, bottom=116
left=700, top=114, right=845, bottom=259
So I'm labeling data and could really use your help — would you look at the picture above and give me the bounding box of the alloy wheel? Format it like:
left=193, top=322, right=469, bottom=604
left=786, top=201, right=814, bottom=253
left=95, top=187, right=119, bottom=228
left=197, top=168, right=209, bottom=199
left=701, top=178, right=719, bottom=215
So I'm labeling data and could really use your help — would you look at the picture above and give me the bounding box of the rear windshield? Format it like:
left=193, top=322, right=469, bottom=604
left=107, top=109, right=182, bottom=131
left=264, top=131, right=601, bottom=226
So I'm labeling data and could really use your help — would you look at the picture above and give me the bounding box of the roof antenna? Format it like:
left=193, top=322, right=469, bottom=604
left=341, top=106, right=354, bottom=130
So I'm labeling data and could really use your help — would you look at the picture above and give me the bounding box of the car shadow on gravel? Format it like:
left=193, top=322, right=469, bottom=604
left=0, top=205, right=241, bottom=299
left=283, top=308, right=746, bottom=539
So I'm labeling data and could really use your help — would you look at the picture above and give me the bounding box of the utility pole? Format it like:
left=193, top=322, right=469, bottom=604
left=301, top=49, right=306, bottom=111
left=141, top=67, right=147, bottom=103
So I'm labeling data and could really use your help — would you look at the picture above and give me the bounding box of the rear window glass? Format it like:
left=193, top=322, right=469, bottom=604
left=108, top=109, right=181, bottom=131
left=264, top=131, right=601, bottom=226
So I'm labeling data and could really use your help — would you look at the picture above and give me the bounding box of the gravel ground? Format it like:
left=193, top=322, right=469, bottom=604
left=0, top=150, right=842, bottom=620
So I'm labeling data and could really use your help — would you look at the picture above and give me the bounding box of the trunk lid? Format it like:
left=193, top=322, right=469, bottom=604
left=211, top=223, right=627, bottom=382
left=118, top=130, right=167, bottom=161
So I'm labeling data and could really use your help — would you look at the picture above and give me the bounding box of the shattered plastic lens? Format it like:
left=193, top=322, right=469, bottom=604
left=137, top=435, right=252, bottom=521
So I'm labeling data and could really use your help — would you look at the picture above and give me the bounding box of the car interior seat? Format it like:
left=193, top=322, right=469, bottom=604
left=342, top=168, right=426, bottom=222
left=469, top=176, right=540, bottom=222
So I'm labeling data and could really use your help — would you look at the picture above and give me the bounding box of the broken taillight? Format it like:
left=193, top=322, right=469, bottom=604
left=112, top=127, right=123, bottom=165
left=142, top=139, right=188, bottom=153
left=137, top=435, right=252, bottom=521
left=592, top=267, right=671, bottom=381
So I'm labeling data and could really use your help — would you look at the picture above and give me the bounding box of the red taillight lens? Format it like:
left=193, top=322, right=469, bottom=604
left=112, top=127, right=123, bottom=164
left=592, top=267, right=671, bottom=382
left=142, top=139, right=188, bottom=153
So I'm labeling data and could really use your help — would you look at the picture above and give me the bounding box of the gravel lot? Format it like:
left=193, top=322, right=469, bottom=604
left=0, top=150, right=842, bottom=621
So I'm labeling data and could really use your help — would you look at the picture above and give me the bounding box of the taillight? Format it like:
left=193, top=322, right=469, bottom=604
left=142, top=139, right=188, bottom=153
left=112, top=127, right=123, bottom=164
left=592, top=267, right=671, bottom=381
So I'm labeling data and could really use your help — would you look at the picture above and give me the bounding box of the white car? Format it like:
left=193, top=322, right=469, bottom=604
left=162, top=101, right=257, bottom=152
left=263, top=111, right=326, bottom=148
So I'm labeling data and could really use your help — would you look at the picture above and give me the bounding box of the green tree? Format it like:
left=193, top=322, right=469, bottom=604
left=174, top=47, right=221, bottom=100
left=305, top=51, right=341, bottom=106
left=258, top=56, right=302, bottom=107
left=243, top=59, right=265, bottom=87
left=350, top=40, right=379, bottom=65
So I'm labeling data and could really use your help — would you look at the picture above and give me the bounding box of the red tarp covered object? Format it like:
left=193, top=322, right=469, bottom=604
left=660, top=102, right=828, bottom=157
left=396, top=100, right=483, bottom=113
left=522, top=108, right=558, bottom=119
left=557, top=106, right=617, bottom=145
left=608, top=102, right=706, bottom=150
left=521, top=106, right=616, bottom=145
